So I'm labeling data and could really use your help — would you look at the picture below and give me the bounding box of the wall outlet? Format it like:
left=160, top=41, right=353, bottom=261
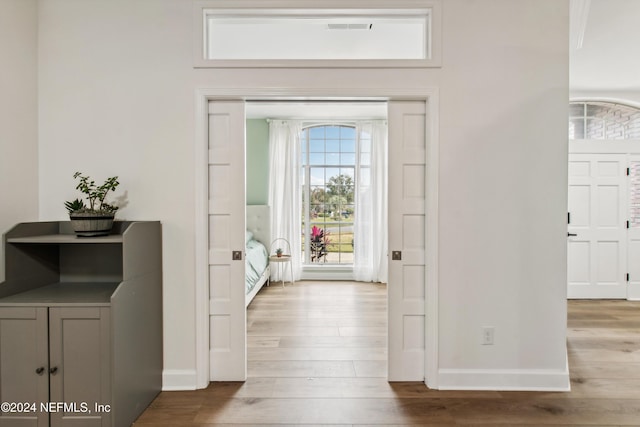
left=481, top=327, right=494, bottom=345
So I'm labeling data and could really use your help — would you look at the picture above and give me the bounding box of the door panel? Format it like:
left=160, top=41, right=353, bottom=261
left=568, top=154, right=628, bottom=299
left=49, top=307, right=110, bottom=427
left=0, top=307, right=48, bottom=427
left=388, top=101, right=426, bottom=381
left=207, top=101, right=246, bottom=380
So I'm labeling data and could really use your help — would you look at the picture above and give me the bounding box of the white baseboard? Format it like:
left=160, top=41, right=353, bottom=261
left=437, top=367, right=571, bottom=391
left=627, top=284, right=640, bottom=300
left=162, top=369, right=198, bottom=391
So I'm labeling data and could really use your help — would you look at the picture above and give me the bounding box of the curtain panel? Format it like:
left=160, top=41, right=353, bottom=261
left=353, top=120, right=388, bottom=283
left=268, top=120, right=303, bottom=282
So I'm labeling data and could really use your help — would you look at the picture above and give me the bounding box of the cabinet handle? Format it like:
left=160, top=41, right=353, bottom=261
left=35, top=367, right=45, bottom=375
left=49, top=367, right=58, bottom=375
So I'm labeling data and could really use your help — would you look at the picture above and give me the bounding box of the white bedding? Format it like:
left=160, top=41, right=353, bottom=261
left=245, top=233, right=269, bottom=294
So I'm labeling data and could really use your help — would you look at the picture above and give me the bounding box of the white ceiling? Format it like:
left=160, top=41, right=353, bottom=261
left=570, top=0, right=640, bottom=91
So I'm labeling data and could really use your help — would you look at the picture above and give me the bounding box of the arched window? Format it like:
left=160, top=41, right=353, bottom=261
left=569, top=101, right=640, bottom=140
left=300, top=125, right=357, bottom=265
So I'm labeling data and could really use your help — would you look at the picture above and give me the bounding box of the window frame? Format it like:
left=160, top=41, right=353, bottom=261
left=193, top=0, right=442, bottom=68
left=301, top=124, right=360, bottom=266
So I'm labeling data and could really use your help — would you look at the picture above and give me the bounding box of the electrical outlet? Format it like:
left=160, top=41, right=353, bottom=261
left=481, top=327, right=494, bottom=345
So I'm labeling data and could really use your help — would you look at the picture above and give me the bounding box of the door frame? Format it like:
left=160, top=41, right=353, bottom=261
left=194, top=87, right=440, bottom=389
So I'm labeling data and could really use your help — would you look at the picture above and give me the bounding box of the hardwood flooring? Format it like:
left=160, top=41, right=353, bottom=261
left=133, top=282, right=640, bottom=426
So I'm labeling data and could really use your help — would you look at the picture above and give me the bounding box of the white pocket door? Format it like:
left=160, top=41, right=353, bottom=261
left=387, top=101, right=426, bottom=380
left=208, top=101, right=247, bottom=380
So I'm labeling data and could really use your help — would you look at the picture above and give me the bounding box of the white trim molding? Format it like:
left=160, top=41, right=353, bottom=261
left=424, top=91, right=440, bottom=390
left=438, top=367, right=571, bottom=392
left=162, top=369, right=199, bottom=391
left=194, top=86, right=440, bottom=390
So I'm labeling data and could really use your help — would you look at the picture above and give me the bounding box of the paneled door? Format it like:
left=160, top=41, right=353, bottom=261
left=208, top=101, right=246, bottom=380
left=387, top=101, right=426, bottom=380
left=567, top=154, right=628, bottom=299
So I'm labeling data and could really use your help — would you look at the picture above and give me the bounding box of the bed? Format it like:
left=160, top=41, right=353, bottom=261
left=245, top=205, right=270, bottom=307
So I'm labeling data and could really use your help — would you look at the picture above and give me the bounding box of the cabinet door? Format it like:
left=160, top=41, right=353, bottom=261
left=0, top=307, right=49, bottom=427
left=48, top=308, right=110, bottom=427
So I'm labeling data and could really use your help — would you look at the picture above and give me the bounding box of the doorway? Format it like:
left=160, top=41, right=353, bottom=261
left=246, top=102, right=387, bottom=281
left=194, top=88, right=439, bottom=389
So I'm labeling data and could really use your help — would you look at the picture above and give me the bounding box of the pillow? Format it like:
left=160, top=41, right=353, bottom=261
left=245, top=230, right=254, bottom=245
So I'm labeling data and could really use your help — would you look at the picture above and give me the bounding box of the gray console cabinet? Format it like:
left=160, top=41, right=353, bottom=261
left=0, top=222, right=162, bottom=427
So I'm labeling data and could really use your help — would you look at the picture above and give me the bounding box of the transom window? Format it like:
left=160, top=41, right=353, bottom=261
left=193, top=2, right=442, bottom=68
left=570, top=101, right=640, bottom=140
left=301, top=125, right=361, bottom=265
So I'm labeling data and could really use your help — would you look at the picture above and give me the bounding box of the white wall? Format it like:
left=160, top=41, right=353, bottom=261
left=37, top=0, right=198, bottom=387
left=0, top=0, right=39, bottom=282
left=34, top=0, right=569, bottom=390
left=438, top=0, right=570, bottom=389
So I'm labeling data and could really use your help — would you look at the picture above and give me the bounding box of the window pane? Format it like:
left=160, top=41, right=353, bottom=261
left=628, top=117, right=640, bottom=139
left=341, top=153, right=356, bottom=165
left=326, top=126, right=340, bottom=139
left=326, top=140, right=340, bottom=153
left=569, top=103, right=584, bottom=117
left=570, top=118, right=584, bottom=139
left=340, top=126, right=356, bottom=139
left=340, top=168, right=355, bottom=179
left=310, top=139, right=324, bottom=152
left=586, top=104, right=606, bottom=117
left=586, top=118, right=604, bottom=139
left=309, top=153, right=324, bottom=165
left=341, top=139, right=355, bottom=152
left=326, top=167, right=340, bottom=180
left=326, top=153, right=340, bottom=165
left=309, top=127, right=324, bottom=138
left=310, top=168, right=325, bottom=185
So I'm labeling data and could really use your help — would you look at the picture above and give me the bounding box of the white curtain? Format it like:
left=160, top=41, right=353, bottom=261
left=268, top=120, right=303, bottom=282
left=353, top=120, right=388, bottom=283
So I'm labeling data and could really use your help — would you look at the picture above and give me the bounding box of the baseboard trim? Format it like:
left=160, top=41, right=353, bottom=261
left=627, top=284, right=640, bottom=300
left=162, top=369, right=198, bottom=391
left=437, top=367, right=571, bottom=391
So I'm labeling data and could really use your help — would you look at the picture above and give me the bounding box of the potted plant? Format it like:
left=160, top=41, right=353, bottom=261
left=64, top=172, right=120, bottom=237
left=275, top=248, right=283, bottom=258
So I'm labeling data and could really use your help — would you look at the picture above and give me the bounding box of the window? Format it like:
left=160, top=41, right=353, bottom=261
left=570, top=101, right=640, bottom=140
left=194, top=2, right=442, bottom=68
left=301, top=125, right=359, bottom=265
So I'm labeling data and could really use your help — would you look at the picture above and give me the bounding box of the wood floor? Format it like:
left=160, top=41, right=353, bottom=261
left=133, top=281, right=640, bottom=426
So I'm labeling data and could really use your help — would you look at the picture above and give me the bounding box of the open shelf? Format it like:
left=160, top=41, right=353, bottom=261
left=7, top=234, right=123, bottom=244
left=0, top=282, right=120, bottom=306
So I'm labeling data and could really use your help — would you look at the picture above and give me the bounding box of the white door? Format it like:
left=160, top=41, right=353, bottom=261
left=628, top=156, right=640, bottom=300
left=567, top=153, right=628, bottom=299
left=387, top=101, right=426, bottom=381
left=208, top=101, right=246, bottom=380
